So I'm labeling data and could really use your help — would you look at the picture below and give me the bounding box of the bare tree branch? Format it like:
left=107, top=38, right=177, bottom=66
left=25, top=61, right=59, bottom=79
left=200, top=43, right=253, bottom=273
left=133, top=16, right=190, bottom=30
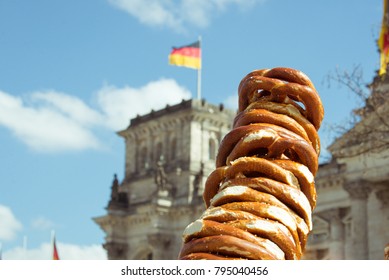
left=325, top=65, right=389, bottom=158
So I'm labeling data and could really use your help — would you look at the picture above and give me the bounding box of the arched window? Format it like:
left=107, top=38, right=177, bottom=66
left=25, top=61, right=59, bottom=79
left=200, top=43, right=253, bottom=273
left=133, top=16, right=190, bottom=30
left=170, top=138, right=177, bottom=161
left=140, top=146, right=148, bottom=169
left=209, top=138, right=217, bottom=160
left=155, top=142, right=163, bottom=162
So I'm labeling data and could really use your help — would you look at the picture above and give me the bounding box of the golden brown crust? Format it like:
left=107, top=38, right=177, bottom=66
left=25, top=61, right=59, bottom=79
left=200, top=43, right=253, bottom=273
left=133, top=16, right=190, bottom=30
left=272, top=159, right=316, bottom=208
left=179, top=67, right=322, bottom=260
left=222, top=178, right=312, bottom=230
left=233, top=108, right=310, bottom=143
left=237, top=67, right=323, bottom=129
left=179, top=235, right=279, bottom=260
left=246, top=101, right=320, bottom=155
left=183, top=219, right=285, bottom=259
left=203, top=166, right=228, bottom=208
left=221, top=202, right=301, bottom=251
left=226, top=157, right=299, bottom=188
left=227, top=219, right=300, bottom=259
left=216, top=123, right=318, bottom=175
left=210, top=185, right=280, bottom=207
left=180, top=253, right=242, bottom=260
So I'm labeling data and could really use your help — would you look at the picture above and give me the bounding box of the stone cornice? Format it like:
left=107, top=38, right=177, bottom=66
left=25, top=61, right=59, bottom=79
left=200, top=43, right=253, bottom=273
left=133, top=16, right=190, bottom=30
left=316, top=176, right=344, bottom=189
left=94, top=214, right=128, bottom=226
left=343, top=180, right=372, bottom=200
left=317, top=208, right=345, bottom=222
left=117, top=99, right=235, bottom=139
left=375, top=185, right=389, bottom=207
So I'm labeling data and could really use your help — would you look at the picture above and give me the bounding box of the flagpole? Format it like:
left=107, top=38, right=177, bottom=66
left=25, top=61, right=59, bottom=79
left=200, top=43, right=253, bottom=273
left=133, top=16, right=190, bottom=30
left=51, top=230, right=55, bottom=256
left=197, top=35, right=202, bottom=100
left=51, top=230, right=60, bottom=260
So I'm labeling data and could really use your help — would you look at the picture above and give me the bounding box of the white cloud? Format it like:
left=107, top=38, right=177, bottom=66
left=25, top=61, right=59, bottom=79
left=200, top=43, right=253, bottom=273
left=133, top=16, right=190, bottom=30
left=108, top=0, right=265, bottom=32
left=223, top=93, right=238, bottom=111
left=97, top=78, right=191, bottom=130
left=0, top=78, right=191, bottom=152
left=0, top=91, right=102, bottom=152
left=0, top=205, right=106, bottom=260
left=3, top=242, right=107, bottom=260
left=32, top=91, right=104, bottom=127
left=0, top=205, right=22, bottom=241
left=109, top=0, right=183, bottom=31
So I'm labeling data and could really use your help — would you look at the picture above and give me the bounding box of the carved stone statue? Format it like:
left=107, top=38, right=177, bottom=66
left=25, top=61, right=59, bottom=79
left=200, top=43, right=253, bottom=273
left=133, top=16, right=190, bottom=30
left=155, top=156, right=168, bottom=192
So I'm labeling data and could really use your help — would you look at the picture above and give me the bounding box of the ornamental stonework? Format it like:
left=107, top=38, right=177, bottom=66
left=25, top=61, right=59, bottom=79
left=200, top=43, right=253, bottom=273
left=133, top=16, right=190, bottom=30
left=95, top=71, right=389, bottom=259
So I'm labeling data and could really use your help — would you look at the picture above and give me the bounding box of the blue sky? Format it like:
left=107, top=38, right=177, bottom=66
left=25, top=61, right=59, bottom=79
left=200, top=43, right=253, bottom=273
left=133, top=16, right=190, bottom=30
left=0, top=0, right=383, bottom=259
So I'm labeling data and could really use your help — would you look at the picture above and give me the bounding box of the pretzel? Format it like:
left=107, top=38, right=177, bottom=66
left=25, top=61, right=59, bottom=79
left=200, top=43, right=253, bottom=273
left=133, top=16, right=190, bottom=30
left=183, top=219, right=285, bottom=259
left=179, top=67, right=323, bottom=260
left=179, top=235, right=279, bottom=260
left=216, top=124, right=318, bottom=175
left=233, top=102, right=320, bottom=155
left=237, top=68, right=323, bottom=129
left=180, top=253, right=241, bottom=260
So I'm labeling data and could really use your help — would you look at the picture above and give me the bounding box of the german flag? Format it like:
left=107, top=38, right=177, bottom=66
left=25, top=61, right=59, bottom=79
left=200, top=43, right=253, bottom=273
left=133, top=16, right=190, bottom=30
left=169, top=41, right=201, bottom=69
left=379, top=0, right=389, bottom=75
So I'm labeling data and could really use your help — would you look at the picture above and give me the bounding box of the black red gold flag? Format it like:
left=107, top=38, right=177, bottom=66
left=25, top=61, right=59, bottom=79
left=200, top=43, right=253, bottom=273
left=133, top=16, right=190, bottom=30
left=379, top=0, right=389, bottom=75
left=169, top=41, right=201, bottom=69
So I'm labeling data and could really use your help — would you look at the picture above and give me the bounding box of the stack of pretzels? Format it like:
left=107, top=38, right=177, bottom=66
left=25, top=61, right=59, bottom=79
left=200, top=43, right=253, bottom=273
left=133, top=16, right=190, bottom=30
left=179, top=67, right=324, bottom=260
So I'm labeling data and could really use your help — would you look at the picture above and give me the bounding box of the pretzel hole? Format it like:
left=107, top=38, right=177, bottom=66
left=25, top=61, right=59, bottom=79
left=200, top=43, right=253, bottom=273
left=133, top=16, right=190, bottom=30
left=283, top=149, right=303, bottom=165
left=256, top=90, right=271, bottom=98
left=242, top=171, right=268, bottom=178
left=248, top=148, right=268, bottom=158
left=294, top=100, right=305, bottom=111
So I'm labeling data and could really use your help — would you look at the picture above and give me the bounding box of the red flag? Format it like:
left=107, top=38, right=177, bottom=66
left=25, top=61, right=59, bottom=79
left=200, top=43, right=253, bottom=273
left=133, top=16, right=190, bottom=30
left=169, top=41, right=201, bottom=69
left=52, top=236, right=60, bottom=260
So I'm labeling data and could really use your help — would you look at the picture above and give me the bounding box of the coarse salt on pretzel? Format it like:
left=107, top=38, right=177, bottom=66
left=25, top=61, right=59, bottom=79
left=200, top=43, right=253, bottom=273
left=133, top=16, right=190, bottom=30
left=179, top=67, right=323, bottom=260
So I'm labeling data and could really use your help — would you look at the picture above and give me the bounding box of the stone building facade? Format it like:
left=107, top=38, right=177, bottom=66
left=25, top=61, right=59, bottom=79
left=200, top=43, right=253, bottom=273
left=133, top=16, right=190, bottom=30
left=94, top=99, right=235, bottom=259
left=304, top=72, right=389, bottom=259
left=95, top=74, right=389, bottom=259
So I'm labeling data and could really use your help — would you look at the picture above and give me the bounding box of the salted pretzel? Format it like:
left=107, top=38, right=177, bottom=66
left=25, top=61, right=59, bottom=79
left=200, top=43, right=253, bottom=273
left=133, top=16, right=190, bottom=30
left=179, top=67, right=323, bottom=260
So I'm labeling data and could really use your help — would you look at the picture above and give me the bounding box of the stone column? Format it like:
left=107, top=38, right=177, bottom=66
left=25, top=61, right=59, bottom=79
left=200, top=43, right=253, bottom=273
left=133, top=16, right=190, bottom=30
left=323, top=209, right=345, bottom=259
left=343, top=180, right=371, bottom=260
left=375, top=185, right=389, bottom=259
left=104, top=241, right=129, bottom=260
left=148, top=233, right=174, bottom=260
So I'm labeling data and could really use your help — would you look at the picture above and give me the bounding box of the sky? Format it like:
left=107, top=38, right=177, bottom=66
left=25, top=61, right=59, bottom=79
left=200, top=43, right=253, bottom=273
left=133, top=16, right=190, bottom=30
left=0, top=0, right=383, bottom=259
